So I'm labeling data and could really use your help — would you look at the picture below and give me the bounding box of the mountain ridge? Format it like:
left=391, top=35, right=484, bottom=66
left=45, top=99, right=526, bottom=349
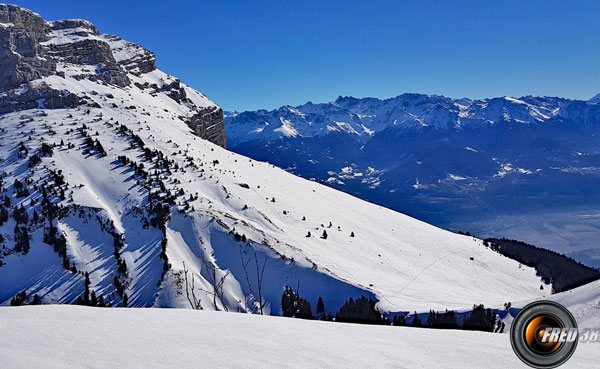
left=226, top=92, right=600, bottom=147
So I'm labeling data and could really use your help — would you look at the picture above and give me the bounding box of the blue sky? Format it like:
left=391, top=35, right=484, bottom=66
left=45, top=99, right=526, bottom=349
left=12, top=0, right=600, bottom=111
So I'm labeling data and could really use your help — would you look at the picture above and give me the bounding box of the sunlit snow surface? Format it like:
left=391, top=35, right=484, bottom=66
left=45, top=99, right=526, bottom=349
left=1, top=305, right=599, bottom=369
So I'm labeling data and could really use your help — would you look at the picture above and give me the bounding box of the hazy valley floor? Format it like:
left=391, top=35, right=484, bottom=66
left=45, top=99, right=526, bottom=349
left=1, top=306, right=598, bottom=369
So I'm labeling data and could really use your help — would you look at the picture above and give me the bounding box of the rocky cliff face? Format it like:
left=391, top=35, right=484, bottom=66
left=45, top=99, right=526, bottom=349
left=0, top=4, right=55, bottom=89
left=186, top=106, right=226, bottom=148
left=0, top=4, right=225, bottom=148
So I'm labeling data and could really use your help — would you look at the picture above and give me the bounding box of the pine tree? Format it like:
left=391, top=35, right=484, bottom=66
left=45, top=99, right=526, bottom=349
left=392, top=315, right=407, bottom=326
left=412, top=312, right=422, bottom=327
left=13, top=225, right=30, bottom=254
left=9, top=291, right=27, bottom=306
left=32, top=294, right=40, bottom=305
left=84, top=272, right=90, bottom=304
left=316, top=297, right=325, bottom=318
left=91, top=291, right=97, bottom=306
left=321, top=230, right=328, bottom=239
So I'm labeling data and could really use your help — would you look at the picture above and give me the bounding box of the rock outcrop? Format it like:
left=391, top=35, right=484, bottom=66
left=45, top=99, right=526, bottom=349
left=0, top=4, right=226, bottom=148
left=0, top=4, right=55, bottom=89
left=0, top=84, right=82, bottom=114
left=186, top=106, right=227, bottom=148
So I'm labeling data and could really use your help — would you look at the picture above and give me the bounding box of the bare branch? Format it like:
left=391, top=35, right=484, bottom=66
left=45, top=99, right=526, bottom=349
left=183, top=261, right=202, bottom=310
left=240, top=248, right=268, bottom=314
left=198, top=252, right=229, bottom=312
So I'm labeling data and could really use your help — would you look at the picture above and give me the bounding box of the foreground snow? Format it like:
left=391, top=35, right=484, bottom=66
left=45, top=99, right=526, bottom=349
left=1, top=306, right=598, bottom=369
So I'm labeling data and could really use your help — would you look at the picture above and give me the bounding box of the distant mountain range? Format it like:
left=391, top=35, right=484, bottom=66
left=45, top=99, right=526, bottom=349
left=225, top=93, right=600, bottom=268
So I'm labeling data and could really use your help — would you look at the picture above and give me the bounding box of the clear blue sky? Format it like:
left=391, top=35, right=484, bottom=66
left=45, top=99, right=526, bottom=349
left=11, top=0, right=600, bottom=111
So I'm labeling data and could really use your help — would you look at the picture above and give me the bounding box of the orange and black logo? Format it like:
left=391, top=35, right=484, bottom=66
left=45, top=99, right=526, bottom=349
left=510, top=300, right=578, bottom=368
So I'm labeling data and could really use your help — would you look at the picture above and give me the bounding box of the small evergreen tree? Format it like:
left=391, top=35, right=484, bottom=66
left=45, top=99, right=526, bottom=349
left=10, top=291, right=27, bottom=306
left=316, top=297, right=325, bottom=319
left=392, top=315, right=407, bottom=326
left=412, top=312, right=422, bottom=327
left=84, top=272, right=90, bottom=304
left=91, top=291, right=97, bottom=306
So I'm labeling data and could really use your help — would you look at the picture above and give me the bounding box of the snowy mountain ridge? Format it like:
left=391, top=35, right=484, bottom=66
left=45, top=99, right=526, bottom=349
left=226, top=93, right=600, bottom=147
left=0, top=5, right=577, bottom=317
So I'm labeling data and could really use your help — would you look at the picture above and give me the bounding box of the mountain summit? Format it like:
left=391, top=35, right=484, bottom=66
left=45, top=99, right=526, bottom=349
left=0, top=4, right=225, bottom=147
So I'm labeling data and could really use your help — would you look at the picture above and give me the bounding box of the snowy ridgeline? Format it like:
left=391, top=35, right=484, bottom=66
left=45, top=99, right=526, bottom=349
left=1, top=305, right=599, bottom=369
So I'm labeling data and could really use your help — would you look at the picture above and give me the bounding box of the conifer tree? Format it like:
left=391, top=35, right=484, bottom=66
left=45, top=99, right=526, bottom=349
left=412, top=312, right=422, bottom=327
left=84, top=272, right=90, bottom=304
left=392, top=315, right=407, bottom=326
left=316, top=297, right=325, bottom=319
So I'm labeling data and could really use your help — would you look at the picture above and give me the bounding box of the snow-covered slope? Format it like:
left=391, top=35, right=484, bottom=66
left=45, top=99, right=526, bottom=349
left=0, top=78, right=549, bottom=311
left=0, top=5, right=553, bottom=315
left=1, top=305, right=598, bottom=369
left=542, top=279, right=600, bottom=328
